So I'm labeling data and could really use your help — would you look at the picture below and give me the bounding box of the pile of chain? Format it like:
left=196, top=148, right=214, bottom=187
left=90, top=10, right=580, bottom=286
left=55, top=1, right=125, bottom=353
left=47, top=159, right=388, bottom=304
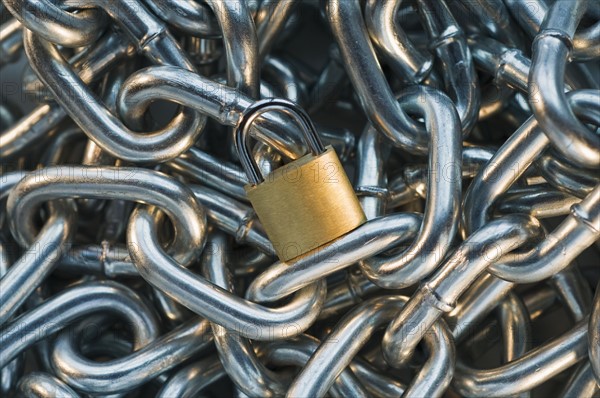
left=1, top=0, right=599, bottom=396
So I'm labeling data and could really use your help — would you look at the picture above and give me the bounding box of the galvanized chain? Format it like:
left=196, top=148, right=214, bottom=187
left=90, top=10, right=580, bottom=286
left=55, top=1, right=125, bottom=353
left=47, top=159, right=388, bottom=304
left=1, top=0, right=599, bottom=397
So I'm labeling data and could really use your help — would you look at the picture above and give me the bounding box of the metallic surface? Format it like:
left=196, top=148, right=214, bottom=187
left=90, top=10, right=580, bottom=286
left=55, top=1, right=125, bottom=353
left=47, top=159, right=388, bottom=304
left=1, top=0, right=599, bottom=396
left=246, top=146, right=365, bottom=261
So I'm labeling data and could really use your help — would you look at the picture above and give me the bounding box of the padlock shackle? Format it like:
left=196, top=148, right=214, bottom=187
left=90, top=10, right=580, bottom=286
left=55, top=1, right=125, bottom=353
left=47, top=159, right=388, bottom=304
left=235, top=98, right=326, bottom=185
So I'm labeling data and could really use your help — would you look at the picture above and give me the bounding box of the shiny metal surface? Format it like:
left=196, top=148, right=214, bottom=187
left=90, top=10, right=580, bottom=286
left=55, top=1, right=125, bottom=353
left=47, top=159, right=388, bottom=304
left=1, top=1, right=599, bottom=396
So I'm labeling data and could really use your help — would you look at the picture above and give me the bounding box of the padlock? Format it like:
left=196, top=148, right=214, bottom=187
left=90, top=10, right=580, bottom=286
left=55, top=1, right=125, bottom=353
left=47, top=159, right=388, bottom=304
left=235, top=98, right=367, bottom=261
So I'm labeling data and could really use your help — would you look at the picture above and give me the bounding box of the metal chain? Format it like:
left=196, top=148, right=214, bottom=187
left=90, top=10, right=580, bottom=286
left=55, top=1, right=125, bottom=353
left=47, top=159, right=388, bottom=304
left=1, top=0, right=599, bottom=397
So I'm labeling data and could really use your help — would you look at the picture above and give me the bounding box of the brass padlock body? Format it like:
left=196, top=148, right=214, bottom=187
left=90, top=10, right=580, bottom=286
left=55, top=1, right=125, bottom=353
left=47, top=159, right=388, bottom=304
left=245, top=146, right=366, bottom=261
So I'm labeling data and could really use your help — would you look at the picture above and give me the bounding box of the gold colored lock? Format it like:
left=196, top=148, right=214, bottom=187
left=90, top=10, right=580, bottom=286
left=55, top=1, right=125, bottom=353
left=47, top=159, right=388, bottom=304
left=235, top=98, right=366, bottom=261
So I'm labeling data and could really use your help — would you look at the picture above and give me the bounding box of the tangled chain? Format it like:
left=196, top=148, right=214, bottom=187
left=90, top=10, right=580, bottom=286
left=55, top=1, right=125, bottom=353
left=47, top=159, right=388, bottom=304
left=1, top=0, right=599, bottom=397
